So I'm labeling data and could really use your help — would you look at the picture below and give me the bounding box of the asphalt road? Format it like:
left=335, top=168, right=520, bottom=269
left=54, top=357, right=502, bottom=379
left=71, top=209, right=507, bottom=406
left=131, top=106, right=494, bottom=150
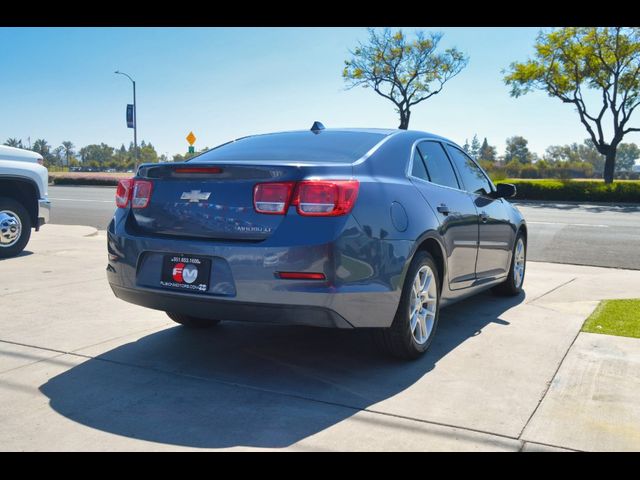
left=47, top=185, right=640, bottom=270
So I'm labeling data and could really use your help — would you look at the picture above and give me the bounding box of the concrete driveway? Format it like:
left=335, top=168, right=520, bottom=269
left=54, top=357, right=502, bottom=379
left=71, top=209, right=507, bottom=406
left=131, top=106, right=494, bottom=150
left=1, top=225, right=639, bottom=451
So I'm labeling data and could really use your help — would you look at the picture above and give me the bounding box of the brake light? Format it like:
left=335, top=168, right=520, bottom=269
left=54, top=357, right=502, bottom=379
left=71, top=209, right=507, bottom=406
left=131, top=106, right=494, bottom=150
left=253, top=182, right=295, bottom=214
left=292, top=180, right=359, bottom=216
left=174, top=167, right=222, bottom=174
left=131, top=180, right=153, bottom=209
left=115, top=179, right=152, bottom=209
left=115, top=179, right=133, bottom=208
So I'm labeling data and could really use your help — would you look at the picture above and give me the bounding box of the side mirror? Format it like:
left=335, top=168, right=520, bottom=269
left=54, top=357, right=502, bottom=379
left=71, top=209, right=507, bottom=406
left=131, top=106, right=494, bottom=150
left=493, top=183, right=517, bottom=199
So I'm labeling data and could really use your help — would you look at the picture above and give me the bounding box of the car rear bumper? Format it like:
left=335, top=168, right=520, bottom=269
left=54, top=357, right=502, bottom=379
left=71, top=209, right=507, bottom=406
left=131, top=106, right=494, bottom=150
left=110, top=284, right=354, bottom=328
left=106, top=210, right=413, bottom=329
left=37, top=198, right=50, bottom=229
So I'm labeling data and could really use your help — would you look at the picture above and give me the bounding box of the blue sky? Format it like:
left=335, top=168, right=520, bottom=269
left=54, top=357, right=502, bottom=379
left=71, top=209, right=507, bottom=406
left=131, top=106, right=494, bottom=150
left=1, top=27, right=637, bottom=158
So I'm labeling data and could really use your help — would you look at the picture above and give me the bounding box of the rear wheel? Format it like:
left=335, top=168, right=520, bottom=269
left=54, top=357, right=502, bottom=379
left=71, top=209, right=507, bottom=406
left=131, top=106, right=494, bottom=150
left=491, top=232, right=526, bottom=296
left=166, top=312, right=221, bottom=328
left=0, top=197, right=31, bottom=259
left=374, top=251, right=440, bottom=360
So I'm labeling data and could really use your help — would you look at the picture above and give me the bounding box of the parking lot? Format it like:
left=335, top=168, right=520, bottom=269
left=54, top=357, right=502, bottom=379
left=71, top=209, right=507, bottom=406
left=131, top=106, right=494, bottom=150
left=2, top=223, right=639, bottom=451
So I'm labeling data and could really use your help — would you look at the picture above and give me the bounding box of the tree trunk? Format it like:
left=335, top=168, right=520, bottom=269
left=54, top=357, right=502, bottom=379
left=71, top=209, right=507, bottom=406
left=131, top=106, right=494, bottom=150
left=398, top=109, right=410, bottom=130
left=603, top=150, right=616, bottom=184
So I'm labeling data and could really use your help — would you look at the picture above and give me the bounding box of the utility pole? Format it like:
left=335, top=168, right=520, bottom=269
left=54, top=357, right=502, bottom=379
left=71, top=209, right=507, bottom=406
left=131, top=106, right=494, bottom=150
left=115, top=70, right=138, bottom=169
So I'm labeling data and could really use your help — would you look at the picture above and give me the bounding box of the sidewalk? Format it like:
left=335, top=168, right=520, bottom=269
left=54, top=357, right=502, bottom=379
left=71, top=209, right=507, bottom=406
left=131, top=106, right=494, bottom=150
left=0, top=224, right=639, bottom=451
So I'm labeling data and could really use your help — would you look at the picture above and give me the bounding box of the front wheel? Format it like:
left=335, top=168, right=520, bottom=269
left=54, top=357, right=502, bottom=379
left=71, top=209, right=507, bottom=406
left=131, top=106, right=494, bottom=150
left=166, top=312, right=222, bottom=328
left=491, top=233, right=526, bottom=296
left=374, top=251, right=440, bottom=360
left=0, top=197, right=32, bottom=259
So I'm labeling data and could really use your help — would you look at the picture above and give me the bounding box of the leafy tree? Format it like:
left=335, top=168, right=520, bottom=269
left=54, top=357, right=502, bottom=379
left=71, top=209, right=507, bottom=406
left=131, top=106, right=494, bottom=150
left=4, top=138, right=23, bottom=148
left=616, top=143, right=640, bottom=172
left=504, top=136, right=533, bottom=164
left=505, top=27, right=640, bottom=183
left=462, top=138, right=470, bottom=154
left=470, top=134, right=481, bottom=159
left=139, top=142, right=159, bottom=164
left=478, top=137, right=497, bottom=163
left=80, top=143, right=114, bottom=166
left=544, top=139, right=605, bottom=174
left=343, top=28, right=468, bottom=129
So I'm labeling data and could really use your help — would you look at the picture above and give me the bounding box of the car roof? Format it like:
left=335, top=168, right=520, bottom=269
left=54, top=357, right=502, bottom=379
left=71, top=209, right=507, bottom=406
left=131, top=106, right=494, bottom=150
left=240, top=127, right=455, bottom=143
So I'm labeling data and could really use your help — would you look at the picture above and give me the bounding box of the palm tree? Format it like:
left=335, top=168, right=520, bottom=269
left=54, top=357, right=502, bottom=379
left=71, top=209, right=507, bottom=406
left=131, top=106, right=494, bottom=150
left=32, top=139, right=50, bottom=156
left=4, top=138, right=23, bottom=148
left=61, top=141, right=75, bottom=166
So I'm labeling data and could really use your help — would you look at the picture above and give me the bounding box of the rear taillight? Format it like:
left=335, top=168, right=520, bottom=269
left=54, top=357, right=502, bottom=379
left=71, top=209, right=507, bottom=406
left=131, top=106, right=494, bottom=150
left=292, top=180, right=359, bottom=216
left=131, top=180, right=153, bottom=208
left=115, top=179, right=133, bottom=208
left=115, top=179, right=152, bottom=209
left=253, top=180, right=359, bottom=216
left=253, top=182, right=295, bottom=214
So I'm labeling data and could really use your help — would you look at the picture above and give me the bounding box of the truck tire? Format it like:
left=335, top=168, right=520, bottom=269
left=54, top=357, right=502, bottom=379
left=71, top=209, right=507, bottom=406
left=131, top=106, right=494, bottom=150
left=0, top=197, right=32, bottom=259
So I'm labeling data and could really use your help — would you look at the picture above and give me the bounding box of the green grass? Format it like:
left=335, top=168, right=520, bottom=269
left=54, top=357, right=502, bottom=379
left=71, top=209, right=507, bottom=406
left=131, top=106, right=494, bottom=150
left=581, top=299, right=640, bottom=339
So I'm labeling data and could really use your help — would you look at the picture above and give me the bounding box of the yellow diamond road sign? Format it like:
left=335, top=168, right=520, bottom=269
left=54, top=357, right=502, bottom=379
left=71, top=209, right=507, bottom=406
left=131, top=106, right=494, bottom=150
left=186, top=131, right=196, bottom=145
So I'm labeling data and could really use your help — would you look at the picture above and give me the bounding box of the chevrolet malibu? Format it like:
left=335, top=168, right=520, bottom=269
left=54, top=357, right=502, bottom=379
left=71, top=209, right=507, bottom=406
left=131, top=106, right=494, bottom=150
left=107, top=125, right=526, bottom=359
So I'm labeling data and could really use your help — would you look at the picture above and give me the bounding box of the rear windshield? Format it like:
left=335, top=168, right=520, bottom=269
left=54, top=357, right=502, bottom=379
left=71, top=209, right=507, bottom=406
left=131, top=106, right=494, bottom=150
left=191, top=131, right=388, bottom=163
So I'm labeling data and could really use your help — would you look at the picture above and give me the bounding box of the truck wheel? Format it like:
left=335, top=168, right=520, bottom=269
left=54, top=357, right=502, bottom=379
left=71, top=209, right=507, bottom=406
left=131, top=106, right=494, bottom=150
left=0, top=197, right=31, bottom=259
left=166, top=312, right=222, bottom=328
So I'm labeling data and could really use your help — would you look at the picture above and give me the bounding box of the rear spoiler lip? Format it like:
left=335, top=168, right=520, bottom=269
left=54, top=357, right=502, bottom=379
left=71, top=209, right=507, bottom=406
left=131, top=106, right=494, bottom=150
left=136, top=161, right=355, bottom=178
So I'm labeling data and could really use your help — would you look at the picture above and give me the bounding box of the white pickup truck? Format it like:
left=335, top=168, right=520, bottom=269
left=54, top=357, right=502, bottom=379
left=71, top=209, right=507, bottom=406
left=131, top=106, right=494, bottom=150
left=0, top=145, right=51, bottom=258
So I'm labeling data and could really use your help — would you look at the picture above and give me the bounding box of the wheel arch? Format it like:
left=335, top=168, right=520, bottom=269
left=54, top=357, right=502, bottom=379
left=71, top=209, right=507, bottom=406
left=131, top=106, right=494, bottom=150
left=0, top=177, right=38, bottom=229
left=408, top=231, right=447, bottom=294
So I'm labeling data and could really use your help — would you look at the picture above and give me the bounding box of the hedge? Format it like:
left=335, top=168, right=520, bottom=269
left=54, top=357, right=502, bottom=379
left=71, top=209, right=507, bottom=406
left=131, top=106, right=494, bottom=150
left=508, top=179, right=640, bottom=203
left=52, top=175, right=121, bottom=186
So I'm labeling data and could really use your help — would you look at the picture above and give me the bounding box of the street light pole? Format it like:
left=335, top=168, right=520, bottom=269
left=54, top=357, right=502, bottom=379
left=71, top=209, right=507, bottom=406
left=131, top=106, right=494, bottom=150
left=115, top=70, right=138, bottom=169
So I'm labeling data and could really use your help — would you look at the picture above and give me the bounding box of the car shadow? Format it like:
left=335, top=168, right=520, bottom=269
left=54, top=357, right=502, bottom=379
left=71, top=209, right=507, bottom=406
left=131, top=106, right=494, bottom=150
left=39, top=291, right=523, bottom=449
left=0, top=250, right=33, bottom=261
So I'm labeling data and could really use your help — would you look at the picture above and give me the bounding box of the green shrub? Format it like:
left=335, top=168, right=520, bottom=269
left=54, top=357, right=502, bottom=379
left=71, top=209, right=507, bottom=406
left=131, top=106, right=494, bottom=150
left=508, top=179, right=640, bottom=202
left=52, top=176, right=120, bottom=186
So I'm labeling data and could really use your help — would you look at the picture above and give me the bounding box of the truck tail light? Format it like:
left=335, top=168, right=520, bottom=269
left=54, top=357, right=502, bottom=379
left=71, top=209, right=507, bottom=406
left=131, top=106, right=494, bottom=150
left=116, top=179, right=153, bottom=209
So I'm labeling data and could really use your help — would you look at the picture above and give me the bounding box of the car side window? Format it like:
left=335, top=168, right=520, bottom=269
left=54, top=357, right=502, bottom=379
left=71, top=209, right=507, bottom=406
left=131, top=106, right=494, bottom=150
left=446, top=145, right=493, bottom=196
left=416, top=141, right=460, bottom=190
left=411, top=150, right=430, bottom=181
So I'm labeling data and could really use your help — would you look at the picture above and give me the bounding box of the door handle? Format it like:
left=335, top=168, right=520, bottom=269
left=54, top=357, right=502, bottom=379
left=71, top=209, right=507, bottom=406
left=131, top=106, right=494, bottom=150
left=480, top=211, right=489, bottom=223
left=437, top=204, right=450, bottom=215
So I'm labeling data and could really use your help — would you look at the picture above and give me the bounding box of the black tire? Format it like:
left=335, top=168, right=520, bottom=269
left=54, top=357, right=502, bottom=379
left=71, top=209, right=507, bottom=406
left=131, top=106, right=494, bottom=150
left=166, top=312, right=221, bottom=328
left=491, top=232, right=526, bottom=296
left=0, top=197, right=32, bottom=259
left=374, top=250, right=440, bottom=360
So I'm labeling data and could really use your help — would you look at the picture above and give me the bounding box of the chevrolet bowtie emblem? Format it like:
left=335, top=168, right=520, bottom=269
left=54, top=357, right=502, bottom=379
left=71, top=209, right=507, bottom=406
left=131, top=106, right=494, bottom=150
left=181, top=190, right=211, bottom=203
